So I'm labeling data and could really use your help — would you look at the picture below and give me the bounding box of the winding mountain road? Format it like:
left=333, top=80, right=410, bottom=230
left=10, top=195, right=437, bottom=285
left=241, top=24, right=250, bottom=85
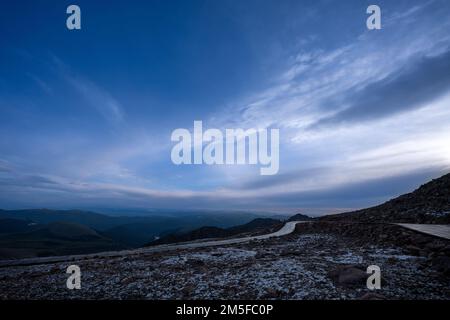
left=0, top=221, right=304, bottom=268
left=396, top=223, right=450, bottom=240
left=0, top=221, right=449, bottom=268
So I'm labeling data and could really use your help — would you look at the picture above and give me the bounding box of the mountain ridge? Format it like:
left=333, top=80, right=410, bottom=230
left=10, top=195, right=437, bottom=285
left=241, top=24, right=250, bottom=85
left=147, top=218, right=283, bottom=245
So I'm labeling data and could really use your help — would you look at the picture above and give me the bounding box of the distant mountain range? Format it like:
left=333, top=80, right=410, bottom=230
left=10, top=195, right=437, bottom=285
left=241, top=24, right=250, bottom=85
left=150, top=172, right=450, bottom=246
left=0, top=209, right=272, bottom=259
left=287, top=213, right=314, bottom=222
left=0, top=220, right=123, bottom=259
left=148, top=218, right=284, bottom=245
left=0, top=173, right=449, bottom=260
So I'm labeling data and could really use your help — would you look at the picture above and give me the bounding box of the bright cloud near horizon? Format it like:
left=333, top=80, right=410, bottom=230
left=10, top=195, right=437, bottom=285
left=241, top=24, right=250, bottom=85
left=0, top=0, right=449, bottom=215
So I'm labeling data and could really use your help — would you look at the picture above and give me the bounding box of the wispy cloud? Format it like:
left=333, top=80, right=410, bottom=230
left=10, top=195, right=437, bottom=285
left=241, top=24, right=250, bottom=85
left=187, top=2, right=450, bottom=208
left=309, top=50, right=450, bottom=128
left=26, top=73, right=53, bottom=95
left=1, top=1, right=449, bottom=212
left=67, top=76, right=124, bottom=125
left=51, top=55, right=125, bottom=125
left=213, top=2, right=450, bottom=133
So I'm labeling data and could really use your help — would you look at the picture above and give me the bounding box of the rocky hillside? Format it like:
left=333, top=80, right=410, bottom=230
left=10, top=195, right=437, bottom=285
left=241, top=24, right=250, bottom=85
left=321, top=173, right=450, bottom=223
left=1, top=222, right=448, bottom=300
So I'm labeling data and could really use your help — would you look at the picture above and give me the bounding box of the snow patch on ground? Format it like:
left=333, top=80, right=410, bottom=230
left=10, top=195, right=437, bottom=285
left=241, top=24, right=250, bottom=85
left=160, top=248, right=257, bottom=266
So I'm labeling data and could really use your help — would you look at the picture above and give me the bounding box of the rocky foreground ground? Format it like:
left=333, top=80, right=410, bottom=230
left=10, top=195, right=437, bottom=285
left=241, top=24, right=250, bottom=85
left=0, top=223, right=449, bottom=300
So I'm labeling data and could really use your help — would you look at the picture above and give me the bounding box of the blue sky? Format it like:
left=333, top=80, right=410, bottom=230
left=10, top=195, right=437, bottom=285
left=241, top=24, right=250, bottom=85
left=0, top=0, right=449, bottom=214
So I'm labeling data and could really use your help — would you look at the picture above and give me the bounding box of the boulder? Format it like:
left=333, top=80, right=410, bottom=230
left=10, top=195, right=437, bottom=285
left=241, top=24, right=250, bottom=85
left=328, top=265, right=367, bottom=286
left=431, top=256, right=450, bottom=276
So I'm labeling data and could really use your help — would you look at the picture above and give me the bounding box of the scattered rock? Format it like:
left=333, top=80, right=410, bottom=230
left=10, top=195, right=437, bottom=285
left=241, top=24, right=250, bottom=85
left=0, top=232, right=448, bottom=300
left=405, top=245, right=421, bottom=256
left=328, top=265, right=367, bottom=286
left=186, top=258, right=205, bottom=266
left=431, top=256, right=450, bottom=276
